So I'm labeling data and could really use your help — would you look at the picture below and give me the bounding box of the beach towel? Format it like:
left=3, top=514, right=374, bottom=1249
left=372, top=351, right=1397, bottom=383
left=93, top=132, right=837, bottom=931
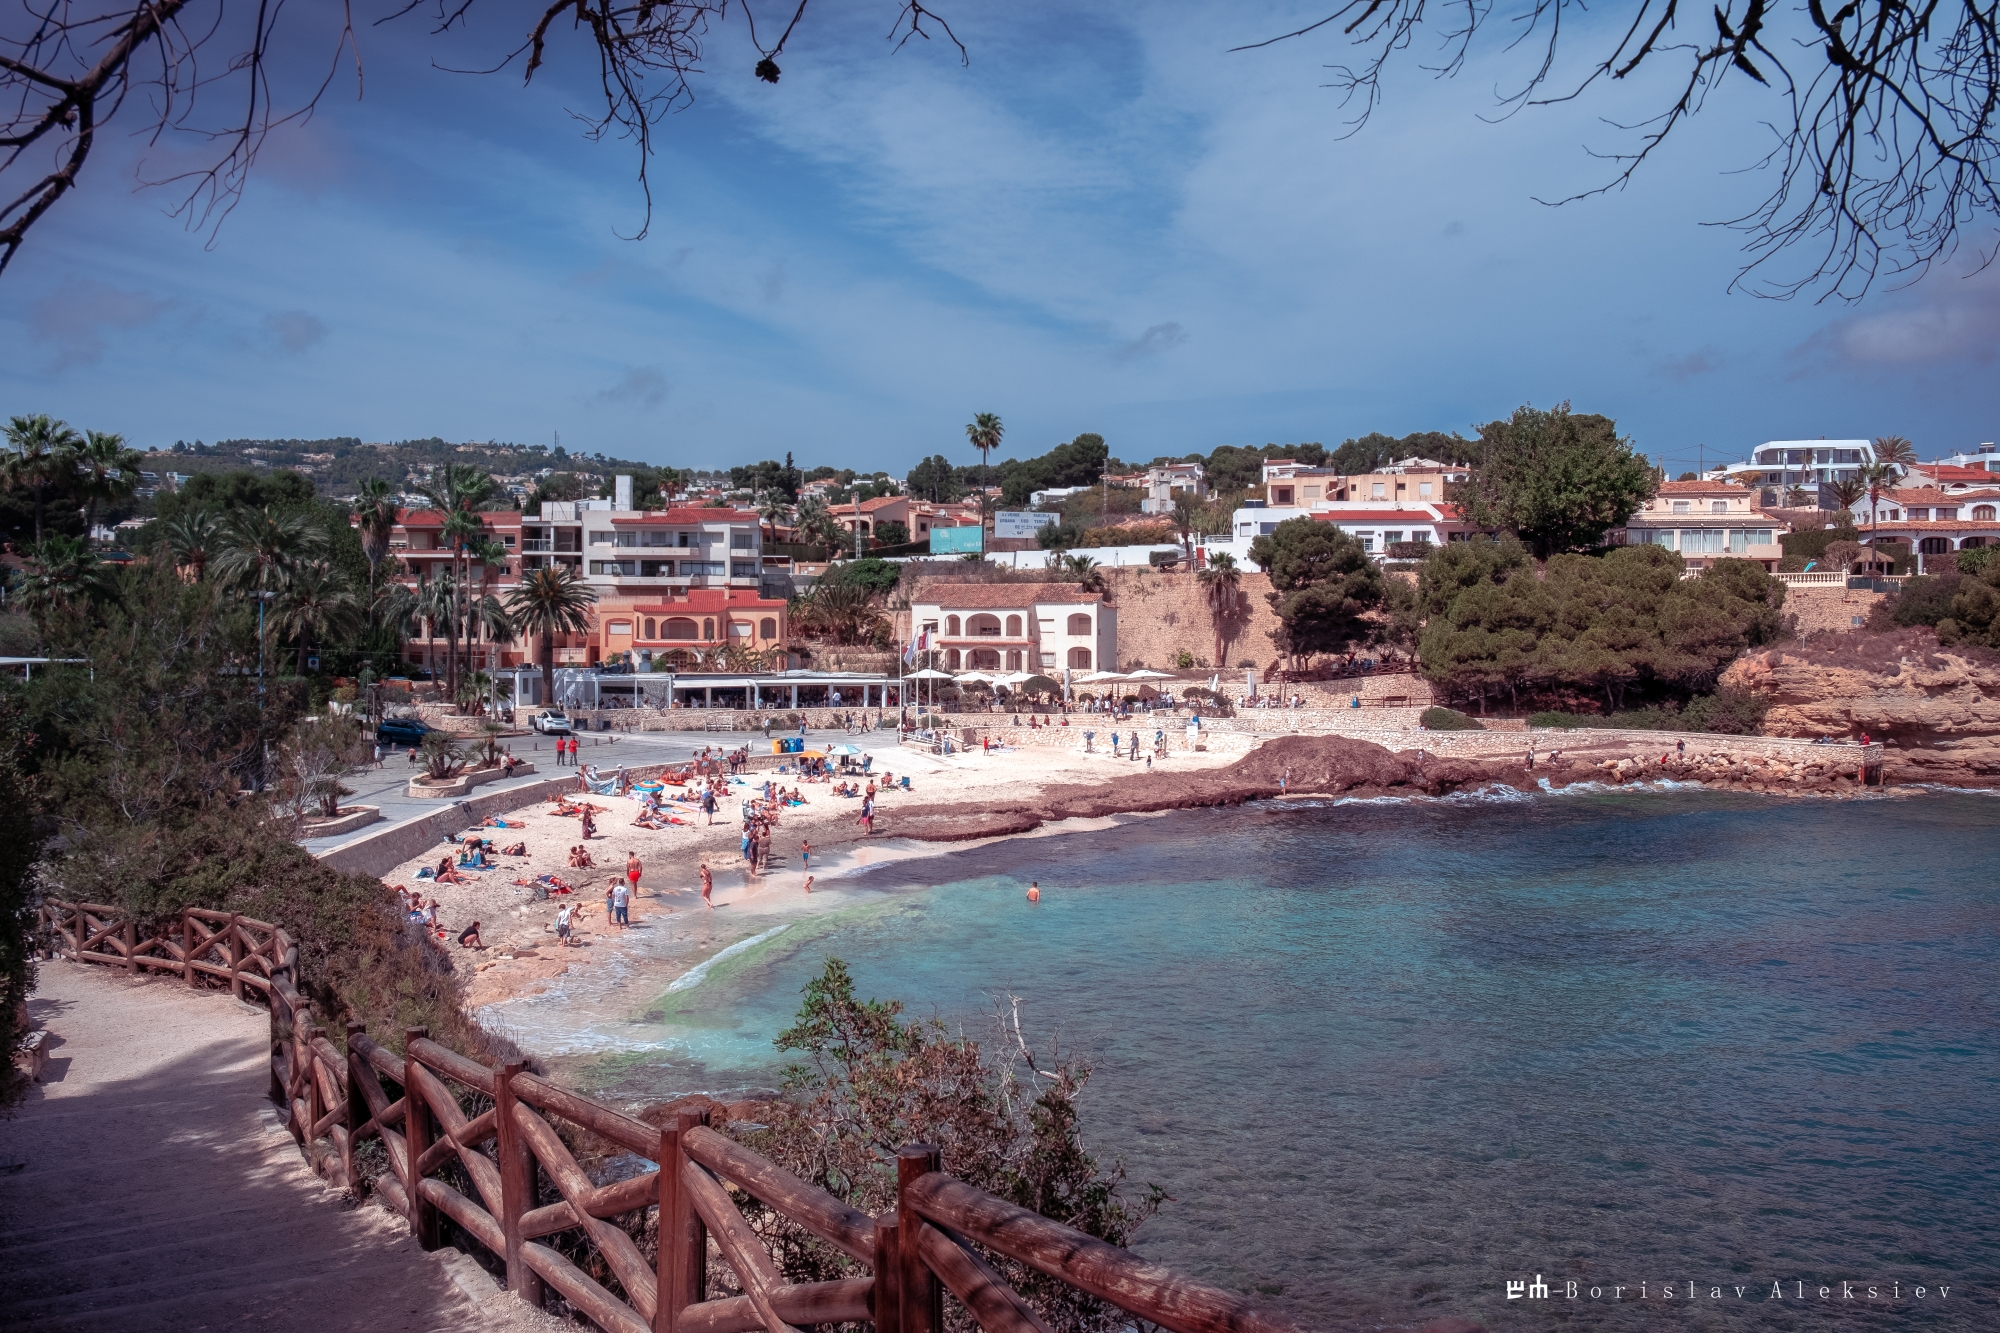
left=415, top=867, right=436, bottom=879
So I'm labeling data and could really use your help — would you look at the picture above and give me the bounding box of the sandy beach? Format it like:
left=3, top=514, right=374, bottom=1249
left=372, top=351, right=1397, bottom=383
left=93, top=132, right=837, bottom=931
left=386, top=737, right=1252, bottom=1012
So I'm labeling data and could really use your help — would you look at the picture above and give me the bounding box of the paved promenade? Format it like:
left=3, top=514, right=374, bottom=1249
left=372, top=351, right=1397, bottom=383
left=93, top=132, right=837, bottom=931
left=0, top=963, right=553, bottom=1333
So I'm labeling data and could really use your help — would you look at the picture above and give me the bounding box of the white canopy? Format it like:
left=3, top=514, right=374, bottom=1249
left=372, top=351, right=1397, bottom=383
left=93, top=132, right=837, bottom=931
left=1121, top=668, right=1176, bottom=680
left=905, top=668, right=954, bottom=680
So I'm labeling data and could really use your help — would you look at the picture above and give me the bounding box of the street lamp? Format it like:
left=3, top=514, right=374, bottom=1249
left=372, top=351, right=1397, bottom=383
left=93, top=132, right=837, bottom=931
left=252, top=590, right=278, bottom=707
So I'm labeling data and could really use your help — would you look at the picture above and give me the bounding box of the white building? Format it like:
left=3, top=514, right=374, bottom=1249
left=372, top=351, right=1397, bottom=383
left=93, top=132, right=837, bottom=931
left=908, top=584, right=1118, bottom=674
left=1138, top=462, right=1209, bottom=514
left=1709, top=440, right=1882, bottom=490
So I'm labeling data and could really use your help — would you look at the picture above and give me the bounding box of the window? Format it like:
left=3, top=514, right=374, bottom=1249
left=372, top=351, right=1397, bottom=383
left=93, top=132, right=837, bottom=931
left=1040, top=652, right=1056, bottom=668
left=759, top=618, right=777, bottom=640
left=1919, top=537, right=1952, bottom=554
left=589, top=530, right=615, bottom=545
left=731, top=532, right=754, bottom=549
left=682, top=561, right=725, bottom=576
left=1727, top=529, right=1772, bottom=553
left=1272, top=487, right=1294, bottom=505
left=729, top=621, right=754, bottom=638
left=967, top=614, right=1003, bottom=636
left=1680, top=530, right=1724, bottom=553
left=1939, top=508, right=1959, bottom=520
left=1066, top=613, right=1091, bottom=634
left=1383, top=531, right=1404, bottom=545
left=1418, top=482, right=1433, bottom=498
left=1712, top=501, right=1728, bottom=514
left=731, top=561, right=759, bottom=578
left=702, top=618, right=715, bottom=639
left=1067, top=646, right=1092, bottom=669
left=1908, top=508, right=1930, bottom=521
left=1358, top=535, right=1374, bottom=552
left=606, top=620, right=633, bottom=635
left=1258, top=522, right=1278, bottom=535
left=1006, top=650, right=1023, bottom=670
left=589, top=560, right=638, bottom=576
left=664, top=618, right=699, bottom=640
left=640, top=561, right=673, bottom=577
left=1370, top=483, right=1386, bottom=498
left=922, top=620, right=939, bottom=634
left=1671, top=501, right=1690, bottom=514
left=946, top=615, right=961, bottom=636
left=946, top=649, right=962, bottom=669
left=1004, top=614, right=1022, bottom=637
left=644, top=618, right=656, bottom=638
left=1975, top=506, right=1996, bottom=521
left=502, top=535, right=516, bottom=547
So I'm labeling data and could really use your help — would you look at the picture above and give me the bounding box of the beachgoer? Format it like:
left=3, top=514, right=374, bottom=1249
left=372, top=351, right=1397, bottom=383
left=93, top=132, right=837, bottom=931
left=803, top=875, right=814, bottom=895
left=1026, top=881, right=1041, bottom=903
left=556, top=904, right=574, bottom=945
left=699, top=862, right=714, bottom=907
left=580, top=810, right=597, bottom=840
left=800, top=839, right=810, bottom=871
left=457, top=922, right=483, bottom=949
left=627, top=852, right=643, bottom=896
left=610, top=878, right=630, bottom=927
left=1676, top=739, right=1685, bottom=758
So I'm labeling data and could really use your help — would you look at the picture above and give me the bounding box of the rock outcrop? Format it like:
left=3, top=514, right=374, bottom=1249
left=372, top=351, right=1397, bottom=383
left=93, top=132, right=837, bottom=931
left=1721, top=629, right=2000, bottom=785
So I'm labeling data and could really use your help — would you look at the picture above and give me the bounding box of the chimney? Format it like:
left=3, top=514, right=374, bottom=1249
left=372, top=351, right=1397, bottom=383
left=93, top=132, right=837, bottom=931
left=615, top=474, right=633, bottom=510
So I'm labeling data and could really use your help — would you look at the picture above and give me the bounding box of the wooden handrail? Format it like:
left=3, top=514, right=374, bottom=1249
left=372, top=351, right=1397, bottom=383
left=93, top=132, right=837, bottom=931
left=902, top=1172, right=1292, bottom=1333
left=36, top=897, right=1469, bottom=1333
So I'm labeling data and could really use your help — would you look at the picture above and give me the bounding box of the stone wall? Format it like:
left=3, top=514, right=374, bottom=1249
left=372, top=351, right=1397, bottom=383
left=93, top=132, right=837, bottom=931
left=1098, top=566, right=1286, bottom=671
left=1785, top=586, right=1889, bottom=636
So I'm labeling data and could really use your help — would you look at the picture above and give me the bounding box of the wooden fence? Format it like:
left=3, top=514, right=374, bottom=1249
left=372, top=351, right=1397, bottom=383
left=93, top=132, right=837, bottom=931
left=35, top=899, right=1465, bottom=1333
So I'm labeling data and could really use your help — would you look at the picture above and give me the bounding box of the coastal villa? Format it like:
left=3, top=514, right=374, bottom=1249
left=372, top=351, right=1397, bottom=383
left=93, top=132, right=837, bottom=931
left=1217, top=498, right=1477, bottom=561
left=1619, top=480, right=1788, bottom=571
left=829, top=494, right=982, bottom=542
left=1707, top=439, right=1880, bottom=496
left=1259, top=456, right=1468, bottom=509
left=907, top=584, right=1117, bottom=673
left=1839, top=484, right=2000, bottom=572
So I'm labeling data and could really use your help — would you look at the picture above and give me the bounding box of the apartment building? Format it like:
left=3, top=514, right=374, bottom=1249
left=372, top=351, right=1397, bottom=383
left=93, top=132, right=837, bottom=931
left=907, top=584, right=1117, bottom=673
left=1258, top=456, right=1467, bottom=509
left=1138, top=462, right=1209, bottom=514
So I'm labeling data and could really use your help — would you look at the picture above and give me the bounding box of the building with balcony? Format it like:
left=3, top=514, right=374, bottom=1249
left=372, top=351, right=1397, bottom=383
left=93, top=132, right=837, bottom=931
left=907, top=584, right=1116, bottom=673
left=1619, top=480, right=1788, bottom=570
left=1708, top=440, right=1880, bottom=491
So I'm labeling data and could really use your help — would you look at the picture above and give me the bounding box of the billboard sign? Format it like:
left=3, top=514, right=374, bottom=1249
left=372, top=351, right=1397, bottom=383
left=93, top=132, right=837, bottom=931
left=929, top=525, right=985, bottom=555
left=994, top=511, right=1056, bottom=540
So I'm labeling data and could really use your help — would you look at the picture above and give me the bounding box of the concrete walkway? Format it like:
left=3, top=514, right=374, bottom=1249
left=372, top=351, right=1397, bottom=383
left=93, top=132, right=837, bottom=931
left=0, top=962, right=556, bottom=1333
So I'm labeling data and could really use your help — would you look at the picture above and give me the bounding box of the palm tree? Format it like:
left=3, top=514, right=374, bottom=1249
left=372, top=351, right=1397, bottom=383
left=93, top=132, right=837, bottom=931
left=161, top=509, right=225, bottom=580
left=1170, top=495, right=1204, bottom=569
left=1781, top=483, right=1814, bottom=509
left=417, top=463, right=499, bottom=695
left=1872, top=435, right=1916, bottom=475
left=3, top=415, right=82, bottom=543
left=965, top=412, right=1003, bottom=472
left=214, top=506, right=324, bottom=680
left=1197, top=551, right=1243, bottom=669
left=793, top=496, right=842, bottom=552
left=19, top=535, right=112, bottom=622
left=758, top=497, right=793, bottom=546
left=354, top=478, right=400, bottom=610
left=415, top=572, right=457, bottom=681
left=72, top=431, right=144, bottom=537
left=504, top=564, right=597, bottom=709
left=271, top=561, right=364, bottom=675
left=1828, top=475, right=1867, bottom=520
left=1060, top=552, right=1106, bottom=594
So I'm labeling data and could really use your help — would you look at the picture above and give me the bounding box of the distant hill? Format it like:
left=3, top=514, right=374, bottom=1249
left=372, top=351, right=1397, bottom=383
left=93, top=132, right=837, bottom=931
left=140, top=437, right=714, bottom=499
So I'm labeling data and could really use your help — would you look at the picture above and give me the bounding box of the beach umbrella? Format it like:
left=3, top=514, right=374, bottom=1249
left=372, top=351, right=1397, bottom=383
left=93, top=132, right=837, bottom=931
left=1123, top=668, right=1174, bottom=679
left=827, top=744, right=863, bottom=756
left=906, top=668, right=953, bottom=679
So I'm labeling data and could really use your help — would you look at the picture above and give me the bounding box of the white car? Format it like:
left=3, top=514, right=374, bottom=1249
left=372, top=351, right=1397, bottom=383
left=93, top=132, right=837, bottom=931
left=531, top=710, right=573, bottom=735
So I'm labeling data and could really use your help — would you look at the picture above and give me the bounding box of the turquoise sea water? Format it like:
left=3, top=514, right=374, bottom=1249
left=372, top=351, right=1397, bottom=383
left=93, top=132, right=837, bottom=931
left=598, top=790, right=2000, bottom=1329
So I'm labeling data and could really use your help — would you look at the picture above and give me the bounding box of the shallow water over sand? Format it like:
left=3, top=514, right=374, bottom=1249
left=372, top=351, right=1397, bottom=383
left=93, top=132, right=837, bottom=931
left=537, top=789, right=2000, bottom=1330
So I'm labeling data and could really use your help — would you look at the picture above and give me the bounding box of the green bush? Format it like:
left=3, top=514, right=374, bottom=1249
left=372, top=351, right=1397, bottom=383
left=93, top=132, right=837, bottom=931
left=1958, top=545, right=1996, bottom=576
left=1889, top=574, right=1962, bottom=628
left=1420, top=707, right=1483, bottom=730
left=1525, top=691, right=1767, bottom=736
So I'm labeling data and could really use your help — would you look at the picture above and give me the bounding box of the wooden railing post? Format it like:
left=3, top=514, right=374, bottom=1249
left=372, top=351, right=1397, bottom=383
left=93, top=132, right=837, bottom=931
left=494, top=1060, right=545, bottom=1308
left=122, top=918, right=137, bottom=975
left=70, top=903, right=83, bottom=960
left=342, top=1021, right=367, bottom=1186
left=228, top=912, right=244, bottom=1001
left=670, top=1107, right=709, bottom=1321
left=182, top=912, right=196, bottom=988
left=873, top=1209, right=904, bottom=1333
left=896, top=1146, right=942, bottom=1333
left=295, top=1006, right=319, bottom=1143
left=403, top=1027, right=441, bottom=1250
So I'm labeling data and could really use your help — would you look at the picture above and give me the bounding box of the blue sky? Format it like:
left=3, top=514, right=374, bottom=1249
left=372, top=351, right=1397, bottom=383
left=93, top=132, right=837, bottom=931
left=2, top=0, right=1995, bottom=477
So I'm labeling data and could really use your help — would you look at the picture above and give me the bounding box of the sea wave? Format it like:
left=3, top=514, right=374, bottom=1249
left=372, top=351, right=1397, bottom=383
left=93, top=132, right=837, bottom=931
left=666, top=924, right=791, bottom=994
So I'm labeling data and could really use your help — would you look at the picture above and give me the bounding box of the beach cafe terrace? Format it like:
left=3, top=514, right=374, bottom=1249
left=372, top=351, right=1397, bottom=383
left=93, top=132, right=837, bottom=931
left=519, top=666, right=903, bottom=713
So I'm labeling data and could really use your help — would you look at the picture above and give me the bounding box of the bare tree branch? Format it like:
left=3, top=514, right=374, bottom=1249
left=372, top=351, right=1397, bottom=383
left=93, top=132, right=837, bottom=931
left=1241, top=0, right=2000, bottom=297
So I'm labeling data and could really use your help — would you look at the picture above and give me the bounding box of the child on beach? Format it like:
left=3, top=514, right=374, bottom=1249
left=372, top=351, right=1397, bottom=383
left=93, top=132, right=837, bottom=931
left=555, top=904, right=574, bottom=946
left=699, top=862, right=714, bottom=907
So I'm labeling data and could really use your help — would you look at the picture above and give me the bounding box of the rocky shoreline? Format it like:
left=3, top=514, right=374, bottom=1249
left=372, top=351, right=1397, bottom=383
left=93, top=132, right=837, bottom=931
left=872, top=733, right=1956, bottom=845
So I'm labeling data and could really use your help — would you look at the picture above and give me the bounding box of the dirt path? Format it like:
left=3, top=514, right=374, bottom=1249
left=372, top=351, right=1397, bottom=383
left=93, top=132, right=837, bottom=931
left=0, top=962, right=560, bottom=1333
